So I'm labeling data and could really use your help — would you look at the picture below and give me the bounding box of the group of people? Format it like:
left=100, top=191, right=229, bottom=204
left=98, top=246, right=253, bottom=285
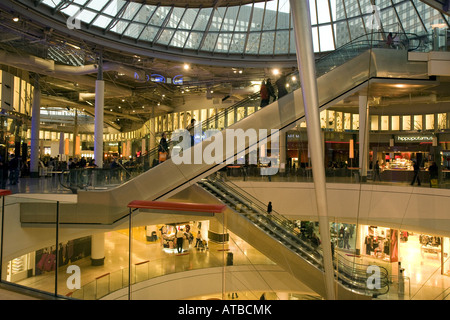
left=259, top=73, right=289, bottom=108
left=157, top=118, right=197, bottom=164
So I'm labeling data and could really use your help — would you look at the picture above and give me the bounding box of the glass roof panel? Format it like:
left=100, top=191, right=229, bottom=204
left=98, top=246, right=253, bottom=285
left=274, top=30, right=289, bottom=54
left=259, top=31, right=275, bottom=54
left=192, top=7, right=213, bottom=31
left=184, top=31, right=203, bottom=50
left=42, top=0, right=61, bottom=8
left=30, top=0, right=447, bottom=58
left=249, top=3, right=264, bottom=31
left=245, top=32, right=261, bottom=54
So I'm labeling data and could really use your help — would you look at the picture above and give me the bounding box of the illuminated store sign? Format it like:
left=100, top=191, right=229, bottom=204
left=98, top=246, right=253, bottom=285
left=396, top=135, right=434, bottom=142
left=173, top=75, right=184, bottom=85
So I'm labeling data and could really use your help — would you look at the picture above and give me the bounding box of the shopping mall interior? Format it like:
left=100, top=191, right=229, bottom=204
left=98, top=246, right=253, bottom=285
left=0, top=0, right=449, bottom=302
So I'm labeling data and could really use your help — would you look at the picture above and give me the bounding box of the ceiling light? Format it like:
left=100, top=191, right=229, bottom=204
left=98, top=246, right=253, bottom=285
left=12, top=17, right=19, bottom=22
left=272, top=68, right=280, bottom=76
left=184, top=64, right=190, bottom=70
left=122, top=99, right=125, bottom=102
left=118, top=106, right=121, bottom=109
left=291, top=76, right=297, bottom=81
left=239, top=70, right=242, bottom=74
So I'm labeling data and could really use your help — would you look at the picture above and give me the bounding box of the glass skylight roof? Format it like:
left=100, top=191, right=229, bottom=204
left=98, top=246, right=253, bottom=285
left=22, top=0, right=450, bottom=57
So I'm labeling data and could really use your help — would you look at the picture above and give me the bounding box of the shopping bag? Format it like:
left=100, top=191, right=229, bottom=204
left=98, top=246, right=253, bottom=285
left=431, top=179, right=438, bottom=188
left=159, top=151, right=167, bottom=162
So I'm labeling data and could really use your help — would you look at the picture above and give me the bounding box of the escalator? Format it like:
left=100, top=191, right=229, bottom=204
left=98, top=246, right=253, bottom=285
left=194, top=172, right=389, bottom=299
left=23, top=33, right=433, bottom=225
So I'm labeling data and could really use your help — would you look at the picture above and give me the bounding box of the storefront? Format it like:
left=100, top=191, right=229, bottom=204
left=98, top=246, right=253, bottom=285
left=159, top=223, right=195, bottom=254
left=371, top=134, right=438, bottom=182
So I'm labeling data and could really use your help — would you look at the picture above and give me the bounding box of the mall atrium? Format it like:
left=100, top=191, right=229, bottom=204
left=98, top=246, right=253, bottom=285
left=0, top=0, right=449, bottom=301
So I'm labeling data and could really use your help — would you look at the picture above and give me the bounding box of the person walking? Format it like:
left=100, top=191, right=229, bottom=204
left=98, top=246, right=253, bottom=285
left=275, top=72, right=288, bottom=99
left=410, top=161, right=421, bottom=186
left=176, top=228, right=185, bottom=253
left=267, top=201, right=272, bottom=215
left=428, top=161, right=438, bottom=188
left=266, top=78, right=276, bottom=103
left=195, top=230, right=202, bottom=248
left=260, top=80, right=269, bottom=108
left=373, top=160, right=382, bottom=181
left=158, top=132, right=169, bottom=163
left=186, top=119, right=196, bottom=147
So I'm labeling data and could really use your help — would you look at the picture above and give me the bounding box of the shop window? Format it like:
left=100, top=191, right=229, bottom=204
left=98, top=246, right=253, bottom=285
left=402, top=116, right=411, bottom=130
left=371, top=115, right=379, bottom=131
left=344, top=113, right=351, bottom=130
left=381, top=116, right=389, bottom=131
left=352, top=114, right=359, bottom=130
left=391, top=116, right=400, bottom=131
left=320, top=110, right=327, bottom=128
left=425, top=114, right=434, bottom=130
left=336, top=112, right=343, bottom=131
left=327, top=111, right=335, bottom=129
left=438, top=113, right=447, bottom=130
left=413, top=115, right=422, bottom=131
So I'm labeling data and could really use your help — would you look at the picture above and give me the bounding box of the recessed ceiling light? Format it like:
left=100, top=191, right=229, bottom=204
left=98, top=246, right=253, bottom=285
left=184, top=63, right=190, bottom=70
left=12, top=17, right=19, bottom=22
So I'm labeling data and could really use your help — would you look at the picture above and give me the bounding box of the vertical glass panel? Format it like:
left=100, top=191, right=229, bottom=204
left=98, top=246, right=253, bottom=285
left=103, top=0, right=126, bottom=17
left=235, top=6, right=252, bottom=32
left=209, top=7, right=227, bottom=31
left=250, top=3, right=264, bottom=31
left=344, top=113, right=351, bottom=130
left=184, top=32, right=203, bottom=50
left=263, top=0, right=279, bottom=30
left=426, top=114, right=434, bottom=130
left=320, top=110, right=327, bottom=128
left=13, top=76, right=20, bottom=112
left=334, top=21, right=350, bottom=48
left=310, top=0, right=317, bottom=25
left=140, top=26, right=159, bottom=42
left=222, top=6, right=240, bottom=31
left=245, top=33, right=261, bottom=54
left=170, top=30, right=189, bottom=48
left=312, top=27, right=320, bottom=52
left=277, top=0, right=290, bottom=29
left=260, top=32, right=275, bottom=54
left=371, top=115, right=379, bottom=130
left=402, top=115, right=411, bottom=130
left=200, top=33, right=219, bottom=52
left=229, top=33, right=246, bottom=53
left=157, top=29, right=174, bottom=45
left=392, top=116, right=400, bottom=131
left=438, top=113, right=447, bottom=130
left=414, top=115, right=422, bottom=130
left=319, top=24, right=335, bottom=51
left=327, top=110, right=335, bottom=129
left=336, top=112, right=343, bottom=131
left=216, top=33, right=233, bottom=52
left=348, top=17, right=365, bottom=40
left=166, top=7, right=186, bottom=28
left=92, top=15, right=113, bottom=28
left=380, top=7, right=399, bottom=34
left=317, top=0, right=331, bottom=23
left=275, top=30, right=290, bottom=54
left=193, top=8, right=213, bottom=31
left=381, top=115, right=389, bottom=130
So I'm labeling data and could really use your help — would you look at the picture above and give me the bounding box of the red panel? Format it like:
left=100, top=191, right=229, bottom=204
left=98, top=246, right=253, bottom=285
left=127, top=200, right=226, bottom=213
left=0, top=190, right=12, bottom=196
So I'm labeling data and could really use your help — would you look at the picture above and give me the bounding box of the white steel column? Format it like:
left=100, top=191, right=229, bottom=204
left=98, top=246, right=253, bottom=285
left=290, top=0, right=336, bottom=300
left=94, top=55, right=104, bottom=169
left=359, top=95, right=370, bottom=181
left=91, top=232, right=105, bottom=266
left=30, top=75, right=41, bottom=178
